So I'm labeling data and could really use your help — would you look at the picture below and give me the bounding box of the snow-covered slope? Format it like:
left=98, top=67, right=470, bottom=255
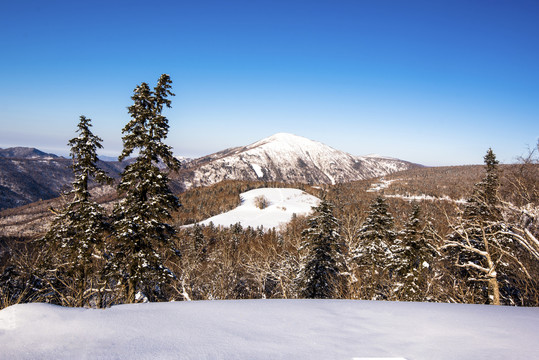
left=195, top=187, right=320, bottom=229
left=1, top=300, right=537, bottom=360
left=178, top=133, right=418, bottom=189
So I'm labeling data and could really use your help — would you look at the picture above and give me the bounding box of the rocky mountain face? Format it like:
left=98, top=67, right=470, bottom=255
left=0, top=148, right=126, bottom=211
left=176, top=133, right=420, bottom=189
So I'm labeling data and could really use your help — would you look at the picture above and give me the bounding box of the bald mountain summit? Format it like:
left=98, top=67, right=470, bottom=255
left=176, top=133, right=419, bottom=189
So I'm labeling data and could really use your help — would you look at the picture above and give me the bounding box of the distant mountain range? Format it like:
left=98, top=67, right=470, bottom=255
left=0, top=134, right=420, bottom=211
left=0, top=147, right=61, bottom=160
left=0, top=148, right=127, bottom=211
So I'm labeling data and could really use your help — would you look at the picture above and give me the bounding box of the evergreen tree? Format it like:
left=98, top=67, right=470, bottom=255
left=444, top=148, right=521, bottom=305
left=42, top=115, right=112, bottom=307
left=465, top=148, right=500, bottom=220
left=352, top=196, right=397, bottom=299
left=68, top=115, right=112, bottom=202
left=296, top=200, right=348, bottom=299
left=393, top=204, right=438, bottom=301
left=191, top=224, right=205, bottom=257
left=111, top=74, right=181, bottom=303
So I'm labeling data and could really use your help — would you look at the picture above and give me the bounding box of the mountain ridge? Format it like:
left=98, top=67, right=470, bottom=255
left=0, top=147, right=61, bottom=160
left=176, top=133, right=420, bottom=189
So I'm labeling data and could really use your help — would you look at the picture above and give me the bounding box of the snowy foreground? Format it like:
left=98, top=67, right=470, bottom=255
left=1, top=300, right=538, bottom=360
left=196, top=188, right=320, bottom=229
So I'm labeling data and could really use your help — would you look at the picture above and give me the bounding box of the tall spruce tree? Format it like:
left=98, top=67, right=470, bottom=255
left=42, top=115, right=111, bottom=307
left=444, top=148, right=518, bottom=305
left=112, top=74, right=181, bottom=303
left=352, top=196, right=397, bottom=299
left=296, top=200, right=348, bottom=299
left=393, top=204, right=438, bottom=301
left=465, top=148, right=500, bottom=221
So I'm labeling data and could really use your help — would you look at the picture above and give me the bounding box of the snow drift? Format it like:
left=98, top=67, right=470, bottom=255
left=1, top=299, right=537, bottom=360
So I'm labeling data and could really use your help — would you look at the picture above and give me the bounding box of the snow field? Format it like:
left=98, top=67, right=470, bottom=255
left=196, top=188, right=320, bottom=230
left=0, top=299, right=538, bottom=359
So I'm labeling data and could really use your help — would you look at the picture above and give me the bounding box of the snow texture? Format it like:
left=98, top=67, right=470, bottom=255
left=251, top=163, right=264, bottom=178
left=196, top=188, right=320, bottom=230
left=1, top=299, right=538, bottom=359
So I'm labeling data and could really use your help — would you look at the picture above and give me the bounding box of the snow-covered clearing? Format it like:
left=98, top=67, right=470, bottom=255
left=385, top=194, right=467, bottom=204
left=367, top=178, right=395, bottom=192
left=0, top=299, right=537, bottom=359
left=367, top=179, right=466, bottom=204
left=195, top=188, right=320, bottom=230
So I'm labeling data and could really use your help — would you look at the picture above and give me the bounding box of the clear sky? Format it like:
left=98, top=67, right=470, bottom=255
left=1, top=0, right=538, bottom=166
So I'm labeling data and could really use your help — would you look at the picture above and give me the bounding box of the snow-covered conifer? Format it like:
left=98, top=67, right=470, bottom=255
left=352, top=196, right=397, bottom=299
left=443, top=148, right=532, bottom=305
left=393, top=204, right=438, bottom=301
left=111, top=74, right=181, bottom=303
left=464, top=148, right=500, bottom=221
left=296, top=200, right=348, bottom=298
left=42, top=115, right=112, bottom=307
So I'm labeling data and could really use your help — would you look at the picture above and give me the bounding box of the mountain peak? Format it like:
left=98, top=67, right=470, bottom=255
left=248, top=133, right=337, bottom=156
left=251, top=132, right=314, bottom=146
left=264, top=132, right=306, bottom=142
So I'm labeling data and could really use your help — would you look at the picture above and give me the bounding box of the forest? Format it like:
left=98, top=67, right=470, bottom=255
left=1, top=75, right=538, bottom=309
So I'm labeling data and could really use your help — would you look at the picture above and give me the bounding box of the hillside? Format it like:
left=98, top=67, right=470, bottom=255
left=0, top=165, right=512, bottom=239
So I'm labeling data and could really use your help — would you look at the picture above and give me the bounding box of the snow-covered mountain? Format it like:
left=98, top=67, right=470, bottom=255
left=177, top=133, right=419, bottom=189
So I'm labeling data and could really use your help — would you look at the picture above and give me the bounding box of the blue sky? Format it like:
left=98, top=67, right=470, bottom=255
left=1, top=0, right=538, bottom=166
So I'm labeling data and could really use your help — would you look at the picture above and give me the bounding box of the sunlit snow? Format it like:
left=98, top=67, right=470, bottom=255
left=195, top=188, right=320, bottom=230
left=251, top=163, right=264, bottom=178
left=1, top=300, right=537, bottom=359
